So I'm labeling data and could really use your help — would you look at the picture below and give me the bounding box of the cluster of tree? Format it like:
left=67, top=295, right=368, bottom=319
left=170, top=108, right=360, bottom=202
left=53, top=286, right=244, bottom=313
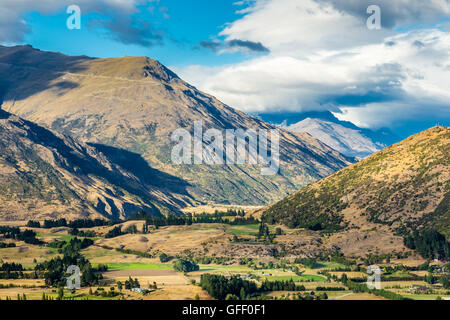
left=0, top=226, right=41, bottom=245
left=92, top=287, right=120, bottom=297
left=173, top=259, right=199, bottom=273
left=260, top=279, right=306, bottom=292
left=28, top=218, right=113, bottom=229
left=48, top=237, right=94, bottom=252
left=315, top=286, right=346, bottom=291
left=294, top=257, right=318, bottom=269
left=124, top=225, right=138, bottom=234
left=104, top=225, right=141, bottom=238
left=42, top=219, right=68, bottom=228
left=0, top=262, right=36, bottom=279
left=200, top=274, right=258, bottom=300
left=0, top=242, right=16, bottom=248
left=34, top=238, right=102, bottom=287
left=257, top=222, right=271, bottom=241
left=104, top=226, right=124, bottom=238
left=129, top=212, right=259, bottom=228
left=194, top=209, right=246, bottom=219
left=440, top=275, right=450, bottom=289
left=159, top=253, right=172, bottom=263
left=69, top=228, right=96, bottom=237
left=0, top=271, right=30, bottom=280
left=403, top=230, right=449, bottom=260
left=129, top=209, right=245, bottom=222
left=329, top=253, right=356, bottom=266
left=0, top=263, right=24, bottom=272
left=26, top=221, right=41, bottom=228
left=124, top=277, right=140, bottom=289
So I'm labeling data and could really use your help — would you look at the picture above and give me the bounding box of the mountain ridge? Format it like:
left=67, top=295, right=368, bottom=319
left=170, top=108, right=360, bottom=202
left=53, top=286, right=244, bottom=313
left=0, top=109, right=194, bottom=220
left=0, top=45, right=354, bottom=206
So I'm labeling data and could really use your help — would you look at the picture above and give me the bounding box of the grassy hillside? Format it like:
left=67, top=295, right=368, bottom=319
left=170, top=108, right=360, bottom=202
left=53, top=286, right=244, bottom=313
left=261, top=126, right=450, bottom=236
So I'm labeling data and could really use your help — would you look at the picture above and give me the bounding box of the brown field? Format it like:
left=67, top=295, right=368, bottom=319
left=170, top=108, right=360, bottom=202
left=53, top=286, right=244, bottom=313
left=95, top=224, right=227, bottom=255
left=334, top=292, right=386, bottom=300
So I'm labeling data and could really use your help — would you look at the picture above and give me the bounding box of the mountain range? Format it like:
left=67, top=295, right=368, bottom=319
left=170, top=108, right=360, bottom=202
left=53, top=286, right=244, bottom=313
left=258, top=111, right=400, bottom=158
left=0, top=45, right=353, bottom=214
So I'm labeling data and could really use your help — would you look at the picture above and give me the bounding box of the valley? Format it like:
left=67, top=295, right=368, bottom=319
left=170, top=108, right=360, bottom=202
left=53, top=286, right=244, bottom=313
left=0, top=216, right=448, bottom=301
left=0, top=45, right=447, bottom=301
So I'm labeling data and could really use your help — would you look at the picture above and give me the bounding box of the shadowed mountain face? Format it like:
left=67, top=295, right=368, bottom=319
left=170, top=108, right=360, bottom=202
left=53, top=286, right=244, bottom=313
left=259, top=127, right=450, bottom=238
left=0, top=45, right=354, bottom=206
left=0, top=109, right=192, bottom=220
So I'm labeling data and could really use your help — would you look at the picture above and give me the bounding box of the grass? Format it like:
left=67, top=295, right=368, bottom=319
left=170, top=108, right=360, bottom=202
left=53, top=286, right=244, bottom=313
left=36, top=233, right=97, bottom=242
left=94, top=262, right=171, bottom=271
left=264, top=274, right=327, bottom=282
left=226, top=224, right=260, bottom=236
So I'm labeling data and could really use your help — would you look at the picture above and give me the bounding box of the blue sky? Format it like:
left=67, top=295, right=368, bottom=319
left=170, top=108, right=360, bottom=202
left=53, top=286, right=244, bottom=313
left=0, top=0, right=449, bottom=138
left=21, top=1, right=253, bottom=68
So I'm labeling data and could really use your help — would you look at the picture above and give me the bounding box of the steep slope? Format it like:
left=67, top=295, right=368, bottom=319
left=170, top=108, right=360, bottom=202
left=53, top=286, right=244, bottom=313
left=0, top=45, right=353, bottom=205
left=260, top=126, right=450, bottom=237
left=0, top=110, right=192, bottom=221
left=287, top=118, right=384, bottom=158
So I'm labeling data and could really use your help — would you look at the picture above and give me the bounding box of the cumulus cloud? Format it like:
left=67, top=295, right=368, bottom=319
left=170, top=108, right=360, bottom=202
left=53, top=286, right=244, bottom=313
left=178, top=0, right=450, bottom=131
left=0, top=0, right=164, bottom=46
left=316, top=0, right=450, bottom=29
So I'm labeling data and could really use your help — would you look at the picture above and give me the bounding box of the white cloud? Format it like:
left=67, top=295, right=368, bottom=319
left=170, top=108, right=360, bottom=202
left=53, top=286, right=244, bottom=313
left=0, top=0, right=160, bottom=45
left=178, top=0, right=450, bottom=130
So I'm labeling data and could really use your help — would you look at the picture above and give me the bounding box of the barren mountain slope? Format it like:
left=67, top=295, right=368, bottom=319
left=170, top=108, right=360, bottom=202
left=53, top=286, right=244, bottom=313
left=0, top=45, right=353, bottom=205
left=0, top=110, right=192, bottom=220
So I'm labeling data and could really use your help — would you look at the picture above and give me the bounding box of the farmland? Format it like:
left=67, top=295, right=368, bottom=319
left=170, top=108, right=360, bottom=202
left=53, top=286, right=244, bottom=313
left=0, top=217, right=448, bottom=301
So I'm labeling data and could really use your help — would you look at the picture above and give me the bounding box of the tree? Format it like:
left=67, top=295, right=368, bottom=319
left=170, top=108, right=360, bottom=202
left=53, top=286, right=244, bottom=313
left=57, top=287, right=64, bottom=300
left=424, top=273, right=435, bottom=284
left=159, top=253, right=171, bottom=263
left=440, top=275, right=450, bottom=289
left=117, top=281, right=123, bottom=291
left=173, top=259, right=199, bottom=273
left=240, top=287, right=246, bottom=300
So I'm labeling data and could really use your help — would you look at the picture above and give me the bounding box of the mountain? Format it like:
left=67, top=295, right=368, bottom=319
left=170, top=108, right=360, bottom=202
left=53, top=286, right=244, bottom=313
left=0, top=109, right=192, bottom=221
left=258, top=111, right=400, bottom=158
left=0, top=45, right=353, bottom=206
left=287, top=118, right=384, bottom=158
left=258, top=126, right=449, bottom=254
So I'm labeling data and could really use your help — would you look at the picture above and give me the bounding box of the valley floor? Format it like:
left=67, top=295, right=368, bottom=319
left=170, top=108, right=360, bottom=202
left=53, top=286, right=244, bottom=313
left=0, top=219, right=448, bottom=301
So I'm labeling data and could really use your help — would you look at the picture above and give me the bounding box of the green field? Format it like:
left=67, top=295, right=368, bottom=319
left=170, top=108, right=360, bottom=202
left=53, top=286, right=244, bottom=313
left=37, top=233, right=98, bottom=242
left=95, top=262, right=172, bottom=270
left=226, top=224, right=260, bottom=236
